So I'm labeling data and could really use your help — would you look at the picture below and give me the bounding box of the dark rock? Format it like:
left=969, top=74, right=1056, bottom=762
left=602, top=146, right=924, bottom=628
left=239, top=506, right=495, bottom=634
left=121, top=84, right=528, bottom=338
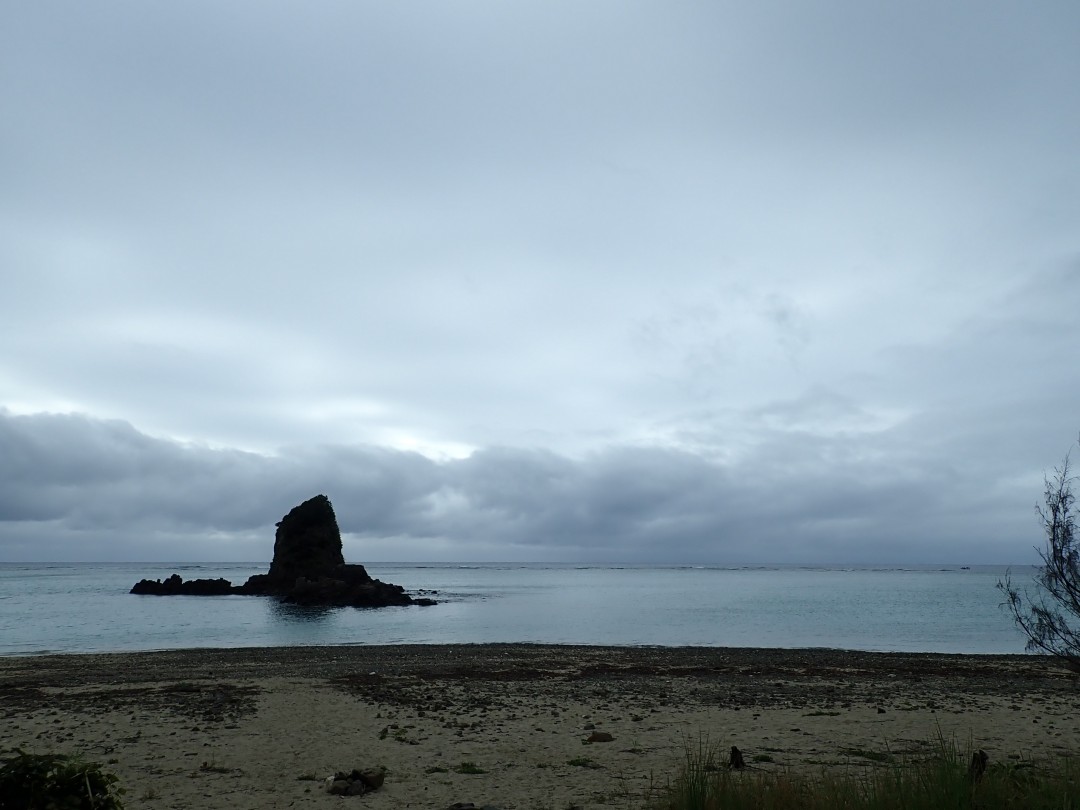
left=268, top=567, right=417, bottom=608
left=325, top=767, right=383, bottom=797
left=130, top=575, right=236, bottom=596
left=131, top=494, right=435, bottom=609
left=586, top=731, right=614, bottom=743
left=358, top=768, right=386, bottom=789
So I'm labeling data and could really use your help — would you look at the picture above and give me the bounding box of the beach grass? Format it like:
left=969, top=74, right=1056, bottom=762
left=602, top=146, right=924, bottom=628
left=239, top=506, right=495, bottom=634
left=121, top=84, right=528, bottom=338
left=655, top=734, right=1078, bottom=810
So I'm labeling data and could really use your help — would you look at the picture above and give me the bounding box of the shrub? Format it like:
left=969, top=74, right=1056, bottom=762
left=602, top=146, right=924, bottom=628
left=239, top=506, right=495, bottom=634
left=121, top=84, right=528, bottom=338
left=0, top=748, right=125, bottom=809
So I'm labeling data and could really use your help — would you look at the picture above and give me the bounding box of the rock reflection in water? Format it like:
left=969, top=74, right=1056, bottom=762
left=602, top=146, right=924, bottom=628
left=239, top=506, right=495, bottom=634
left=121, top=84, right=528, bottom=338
left=269, top=599, right=338, bottom=622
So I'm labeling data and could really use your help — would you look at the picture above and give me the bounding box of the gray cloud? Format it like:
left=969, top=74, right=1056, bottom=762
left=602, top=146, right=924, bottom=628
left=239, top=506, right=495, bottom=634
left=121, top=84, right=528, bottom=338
left=0, top=407, right=1056, bottom=564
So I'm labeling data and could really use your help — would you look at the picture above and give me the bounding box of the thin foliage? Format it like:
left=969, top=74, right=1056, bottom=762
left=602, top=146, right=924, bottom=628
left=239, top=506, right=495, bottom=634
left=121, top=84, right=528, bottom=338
left=999, top=446, right=1080, bottom=669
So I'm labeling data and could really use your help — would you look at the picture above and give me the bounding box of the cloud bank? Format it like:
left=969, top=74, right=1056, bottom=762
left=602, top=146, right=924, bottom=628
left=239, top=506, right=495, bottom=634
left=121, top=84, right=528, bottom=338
left=0, top=391, right=1067, bottom=564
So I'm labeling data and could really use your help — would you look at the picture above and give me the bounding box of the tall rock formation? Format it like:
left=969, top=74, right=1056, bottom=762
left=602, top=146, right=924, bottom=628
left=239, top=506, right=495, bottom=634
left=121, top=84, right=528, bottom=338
left=131, top=495, right=434, bottom=607
left=267, top=495, right=345, bottom=585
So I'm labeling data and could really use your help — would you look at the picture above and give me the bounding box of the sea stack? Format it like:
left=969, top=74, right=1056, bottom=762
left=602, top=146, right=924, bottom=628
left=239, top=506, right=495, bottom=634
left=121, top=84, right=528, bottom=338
left=131, top=495, right=434, bottom=607
left=241, top=494, right=347, bottom=595
left=268, top=495, right=345, bottom=582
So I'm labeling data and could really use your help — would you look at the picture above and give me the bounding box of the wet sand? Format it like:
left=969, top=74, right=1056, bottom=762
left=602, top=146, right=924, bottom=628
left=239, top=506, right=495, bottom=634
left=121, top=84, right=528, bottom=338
left=1, top=645, right=1077, bottom=809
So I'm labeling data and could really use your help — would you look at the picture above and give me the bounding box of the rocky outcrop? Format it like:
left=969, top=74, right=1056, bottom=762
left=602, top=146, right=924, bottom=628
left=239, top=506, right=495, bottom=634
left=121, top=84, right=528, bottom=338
left=130, top=495, right=434, bottom=608
left=324, top=767, right=386, bottom=796
left=264, top=566, right=422, bottom=607
left=130, top=574, right=235, bottom=596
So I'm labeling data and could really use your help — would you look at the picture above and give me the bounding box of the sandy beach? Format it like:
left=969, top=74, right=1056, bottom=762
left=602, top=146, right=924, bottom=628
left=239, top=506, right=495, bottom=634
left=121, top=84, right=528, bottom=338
left=1, top=645, right=1077, bottom=809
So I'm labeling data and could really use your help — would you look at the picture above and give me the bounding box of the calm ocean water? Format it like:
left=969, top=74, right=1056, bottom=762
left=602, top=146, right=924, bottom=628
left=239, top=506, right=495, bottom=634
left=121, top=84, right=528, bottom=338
left=0, top=563, right=1035, bottom=657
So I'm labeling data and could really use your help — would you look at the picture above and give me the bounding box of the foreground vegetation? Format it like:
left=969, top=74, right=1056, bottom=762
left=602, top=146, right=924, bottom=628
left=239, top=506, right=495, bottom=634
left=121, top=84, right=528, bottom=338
left=0, top=748, right=125, bottom=809
left=655, top=736, right=1077, bottom=810
left=4, top=733, right=1074, bottom=810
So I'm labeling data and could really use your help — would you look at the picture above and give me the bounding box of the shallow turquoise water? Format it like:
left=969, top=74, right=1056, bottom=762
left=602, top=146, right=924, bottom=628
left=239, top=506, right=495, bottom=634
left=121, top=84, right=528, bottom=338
left=0, top=562, right=1033, bottom=655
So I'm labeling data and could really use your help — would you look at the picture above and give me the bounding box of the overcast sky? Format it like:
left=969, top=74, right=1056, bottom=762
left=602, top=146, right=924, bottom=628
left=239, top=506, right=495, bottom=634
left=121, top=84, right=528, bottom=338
left=2, top=2, right=1078, bottom=563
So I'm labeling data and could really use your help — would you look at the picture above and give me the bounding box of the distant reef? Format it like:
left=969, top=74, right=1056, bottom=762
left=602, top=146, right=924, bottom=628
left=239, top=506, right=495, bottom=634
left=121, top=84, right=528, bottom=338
left=130, top=494, right=435, bottom=608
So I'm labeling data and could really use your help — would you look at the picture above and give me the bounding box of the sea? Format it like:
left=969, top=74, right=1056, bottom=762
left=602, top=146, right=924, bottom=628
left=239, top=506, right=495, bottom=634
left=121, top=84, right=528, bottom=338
left=0, top=563, right=1037, bottom=657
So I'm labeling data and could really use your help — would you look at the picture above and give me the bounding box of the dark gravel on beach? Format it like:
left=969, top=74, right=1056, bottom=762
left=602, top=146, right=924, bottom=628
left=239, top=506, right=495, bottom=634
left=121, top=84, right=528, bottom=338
left=2, top=645, right=1075, bottom=718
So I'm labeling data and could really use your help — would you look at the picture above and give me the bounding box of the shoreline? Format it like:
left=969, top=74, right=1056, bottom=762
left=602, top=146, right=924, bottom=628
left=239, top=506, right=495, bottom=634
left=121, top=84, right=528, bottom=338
left=0, top=639, right=1048, bottom=667
left=0, top=640, right=1038, bottom=661
left=2, top=645, right=1076, bottom=809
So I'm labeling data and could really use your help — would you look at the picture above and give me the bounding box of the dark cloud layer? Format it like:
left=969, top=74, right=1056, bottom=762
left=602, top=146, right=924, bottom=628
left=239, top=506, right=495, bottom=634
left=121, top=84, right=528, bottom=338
left=0, top=407, right=1057, bottom=564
